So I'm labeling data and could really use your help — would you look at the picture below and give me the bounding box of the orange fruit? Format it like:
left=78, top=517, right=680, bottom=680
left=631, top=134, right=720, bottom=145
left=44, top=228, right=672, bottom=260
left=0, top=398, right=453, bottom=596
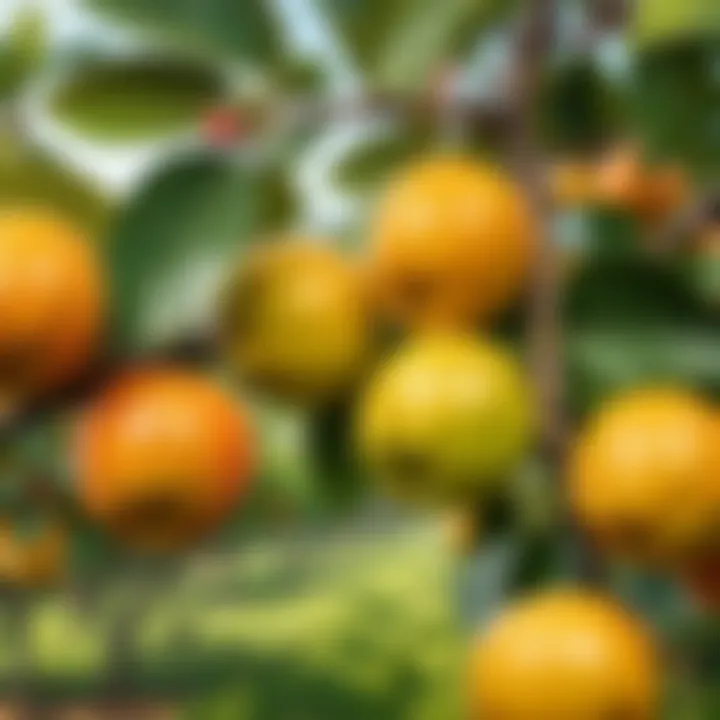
left=570, top=388, right=719, bottom=567
left=76, top=369, right=255, bottom=553
left=369, top=156, right=535, bottom=329
left=221, top=240, right=372, bottom=406
left=356, top=333, right=534, bottom=504
left=594, top=145, right=649, bottom=214
left=0, top=519, right=68, bottom=589
left=639, top=165, right=689, bottom=227
left=0, top=208, right=104, bottom=413
left=470, top=588, right=662, bottom=719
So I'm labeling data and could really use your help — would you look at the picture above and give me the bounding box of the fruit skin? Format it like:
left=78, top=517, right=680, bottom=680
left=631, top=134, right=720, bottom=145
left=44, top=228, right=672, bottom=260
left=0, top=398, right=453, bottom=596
left=570, top=388, right=719, bottom=567
left=356, top=333, right=534, bottom=504
left=0, top=208, right=104, bottom=409
left=75, top=369, right=255, bottom=553
left=221, top=240, right=372, bottom=406
left=369, top=156, right=535, bottom=330
left=0, top=519, right=68, bottom=589
left=594, top=146, right=689, bottom=226
left=470, top=588, right=661, bottom=720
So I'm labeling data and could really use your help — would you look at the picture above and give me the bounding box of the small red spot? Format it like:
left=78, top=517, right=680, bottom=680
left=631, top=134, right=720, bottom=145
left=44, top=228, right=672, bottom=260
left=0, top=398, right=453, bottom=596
left=202, top=107, right=246, bottom=148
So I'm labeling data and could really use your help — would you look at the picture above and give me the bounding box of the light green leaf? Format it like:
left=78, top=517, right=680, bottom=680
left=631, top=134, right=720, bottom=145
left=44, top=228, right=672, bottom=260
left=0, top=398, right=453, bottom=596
left=322, top=0, right=512, bottom=91
left=634, top=0, right=720, bottom=47
left=85, top=0, right=284, bottom=67
left=50, top=57, right=226, bottom=144
left=0, top=133, right=110, bottom=233
left=107, top=153, right=296, bottom=354
left=0, top=6, right=48, bottom=100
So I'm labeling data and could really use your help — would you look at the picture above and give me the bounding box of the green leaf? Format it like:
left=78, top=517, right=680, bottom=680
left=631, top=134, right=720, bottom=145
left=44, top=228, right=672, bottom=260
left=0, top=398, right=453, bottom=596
left=107, top=153, right=296, bottom=355
left=0, top=6, right=48, bottom=100
left=85, top=0, right=284, bottom=67
left=686, top=250, right=720, bottom=309
left=539, top=59, right=622, bottom=152
left=334, top=122, right=435, bottom=195
left=0, top=134, right=110, bottom=233
left=633, top=41, right=719, bottom=179
left=634, top=0, right=720, bottom=48
left=309, top=401, right=366, bottom=509
left=50, top=57, right=226, bottom=144
left=565, top=256, right=720, bottom=412
left=322, top=0, right=512, bottom=91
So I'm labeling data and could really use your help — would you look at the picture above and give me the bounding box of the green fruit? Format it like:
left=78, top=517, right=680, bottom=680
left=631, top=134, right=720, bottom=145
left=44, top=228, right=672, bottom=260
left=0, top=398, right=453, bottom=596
left=356, top=333, right=534, bottom=504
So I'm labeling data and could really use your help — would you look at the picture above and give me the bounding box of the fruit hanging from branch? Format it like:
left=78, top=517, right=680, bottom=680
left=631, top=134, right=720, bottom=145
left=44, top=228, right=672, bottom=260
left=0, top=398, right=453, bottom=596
left=469, top=589, right=662, bottom=719
left=368, top=156, right=535, bottom=330
left=569, top=388, right=719, bottom=568
left=221, top=240, right=373, bottom=407
left=356, top=333, right=534, bottom=505
left=0, top=208, right=105, bottom=416
left=75, top=369, right=256, bottom=553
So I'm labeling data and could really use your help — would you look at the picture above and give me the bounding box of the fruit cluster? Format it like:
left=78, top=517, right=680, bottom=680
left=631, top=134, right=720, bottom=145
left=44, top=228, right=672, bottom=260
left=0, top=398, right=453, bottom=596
left=0, top=150, right=716, bottom=717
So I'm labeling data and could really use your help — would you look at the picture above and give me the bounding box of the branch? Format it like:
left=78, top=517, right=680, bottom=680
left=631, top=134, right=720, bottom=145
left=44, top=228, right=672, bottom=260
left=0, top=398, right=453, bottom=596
left=510, top=0, right=567, bottom=462
left=654, top=188, right=720, bottom=256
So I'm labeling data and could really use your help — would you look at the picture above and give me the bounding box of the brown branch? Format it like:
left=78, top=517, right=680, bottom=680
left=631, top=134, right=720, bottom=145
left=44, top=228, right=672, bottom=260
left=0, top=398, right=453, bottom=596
left=510, top=0, right=567, bottom=463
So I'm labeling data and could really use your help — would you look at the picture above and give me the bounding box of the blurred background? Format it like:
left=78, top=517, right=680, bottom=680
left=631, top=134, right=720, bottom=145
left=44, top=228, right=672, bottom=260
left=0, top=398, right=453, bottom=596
left=0, top=0, right=718, bottom=717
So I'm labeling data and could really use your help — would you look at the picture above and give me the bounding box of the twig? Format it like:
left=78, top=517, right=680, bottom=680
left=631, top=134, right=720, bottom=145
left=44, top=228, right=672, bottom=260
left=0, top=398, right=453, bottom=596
left=510, top=0, right=567, bottom=462
left=654, top=188, right=719, bottom=256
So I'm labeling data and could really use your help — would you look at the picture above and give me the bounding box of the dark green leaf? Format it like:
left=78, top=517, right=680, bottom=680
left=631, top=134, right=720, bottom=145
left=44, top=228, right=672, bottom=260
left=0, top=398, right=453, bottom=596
left=566, top=255, right=720, bottom=413
left=539, top=59, right=622, bottom=152
left=50, top=57, right=226, bottom=144
left=107, top=153, right=296, bottom=354
left=85, top=0, right=284, bottom=66
left=633, top=40, right=719, bottom=179
left=309, top=401, right=365, bottom=509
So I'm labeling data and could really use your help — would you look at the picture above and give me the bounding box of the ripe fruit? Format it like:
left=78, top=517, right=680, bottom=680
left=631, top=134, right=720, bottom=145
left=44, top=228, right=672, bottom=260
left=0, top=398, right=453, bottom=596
left=570, top=388, right=719, bottom=567
left=0, top=208, right=104, bottom=411
left=0, top=519, right=68, bottom=589
left=595, top=145, right=648, bottom=214
left=369, top=156, right=535, bottom=329
left=221, top=240, right=372, bottom=406
left=356, top=333, right=534, bottom=504
left=470, top=588, right=661, bottom=719
left=76, top=369, right=255, bottom=553
left=594, top=145, right=689, bottom=226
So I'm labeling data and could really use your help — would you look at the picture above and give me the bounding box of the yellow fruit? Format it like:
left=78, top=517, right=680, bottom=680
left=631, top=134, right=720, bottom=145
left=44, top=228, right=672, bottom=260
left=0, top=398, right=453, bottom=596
left=76, top=368, right=256, bottom=553
left=0, top=519, right=68, bottom=589
left=0, top=208, right=104, bottom=412
left=356, top=333, right=534, bottom=504
left=570, top=388, right=719, bottom=567
left=221, top=240, right=372, bottom=406
left=369, top=156, right=535, bottom=329
left=470, top=588, right=661, bottom=720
